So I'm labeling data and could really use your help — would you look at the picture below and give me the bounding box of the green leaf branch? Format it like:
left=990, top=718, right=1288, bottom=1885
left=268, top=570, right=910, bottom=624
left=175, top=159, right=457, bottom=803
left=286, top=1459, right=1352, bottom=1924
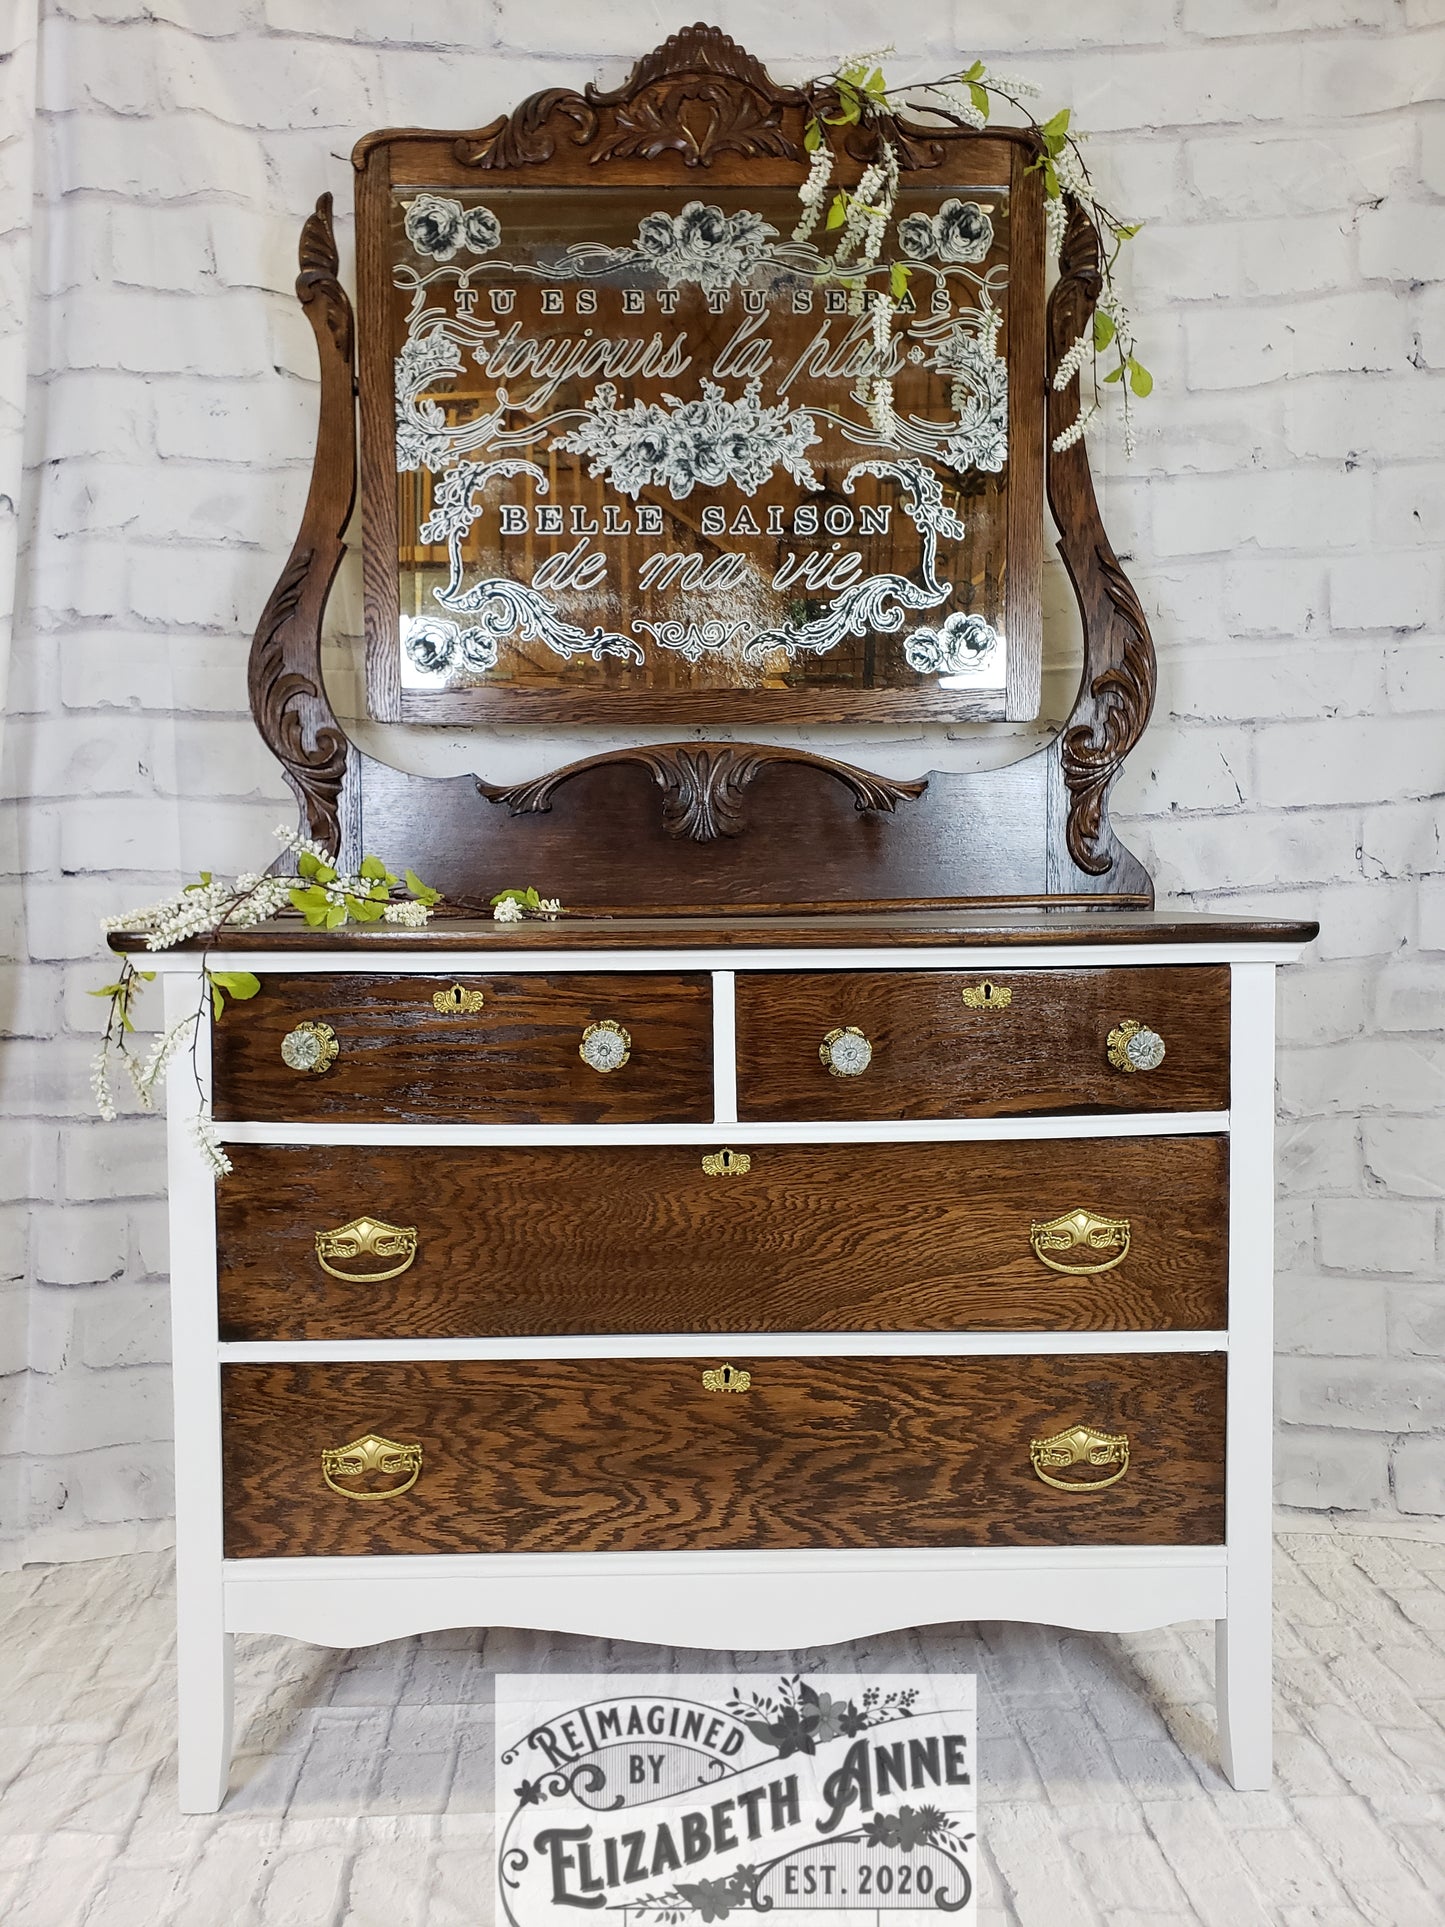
left=93, top=826, right=446, bottom=1177
left=794, top=51, right=1149, bottom=455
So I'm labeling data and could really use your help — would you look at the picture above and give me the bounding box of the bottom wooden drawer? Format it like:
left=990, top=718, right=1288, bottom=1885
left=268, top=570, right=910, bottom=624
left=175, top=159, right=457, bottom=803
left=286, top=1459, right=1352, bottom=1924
left=221, top=1353, right=1225, bottom=1557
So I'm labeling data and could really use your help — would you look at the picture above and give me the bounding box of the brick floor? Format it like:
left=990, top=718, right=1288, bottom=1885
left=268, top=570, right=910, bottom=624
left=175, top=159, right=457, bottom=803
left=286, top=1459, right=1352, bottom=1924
left=1, top=1526, right=1443, bottom=1924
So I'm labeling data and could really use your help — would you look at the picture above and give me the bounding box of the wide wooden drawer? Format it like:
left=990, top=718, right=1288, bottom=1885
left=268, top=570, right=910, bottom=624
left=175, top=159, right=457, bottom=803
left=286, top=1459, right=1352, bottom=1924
left=217, top=1137, right=1228, bottom=1340
left=220, top=1352, right=1226, bottom=1557
left=735, top=967, right=1230, bottom=1119
left=210, top=972, right=713, bottom=1123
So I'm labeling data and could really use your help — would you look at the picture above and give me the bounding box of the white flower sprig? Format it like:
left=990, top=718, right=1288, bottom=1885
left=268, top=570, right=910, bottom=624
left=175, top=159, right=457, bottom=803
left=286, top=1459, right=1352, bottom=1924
left=490, top=887, right=564, bottom=924
left=797, top=54, right=1149, bottom=459
left=94, top=826, right=445, bottom=1179
left=792, top=142, right=835, bottom=243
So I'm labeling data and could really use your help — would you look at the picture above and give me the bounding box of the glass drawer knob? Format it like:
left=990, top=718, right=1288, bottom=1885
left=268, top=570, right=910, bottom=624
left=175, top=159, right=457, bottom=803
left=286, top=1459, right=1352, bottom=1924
left=579, top=1019, right=631, bottom=1073
left=820, top=1026, right=872, bottom=1077
left=280, top=1020, right=338, bottom=1074
left=1107, top=1018, right=1165, bottom=1074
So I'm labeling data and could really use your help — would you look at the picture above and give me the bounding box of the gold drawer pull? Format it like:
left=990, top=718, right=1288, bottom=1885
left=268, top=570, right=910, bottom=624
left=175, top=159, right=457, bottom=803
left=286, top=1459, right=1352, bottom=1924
left=433, top=983, right=484, bottom=1014
left=314, top=1216, right=418, bottom=1283
left=579, top=1018, right=631, bottom=1073
left=1031, top=1424, right=1130, bottom=1493
left=702, top=1148, right=751, bottom=1177
left=280, top=1020, right=338, bottom=1074
left=1107, top=1017, right=1166, bottom=1073
left=820, top=1025, right=872, bottom=1077
left=702, top=1363, right=751, bottom=1392
left=1031, top=1208, right=1131, bottom=1274
left=961, top=979, right=1012, bottom=1010
left=321, top=1432, right=423, bottom=1501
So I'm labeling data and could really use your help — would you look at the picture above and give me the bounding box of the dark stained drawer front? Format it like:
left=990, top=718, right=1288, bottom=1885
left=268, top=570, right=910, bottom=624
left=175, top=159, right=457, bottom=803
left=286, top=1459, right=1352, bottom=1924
left=217, top=1136, right=1228, bottom=1341
left=210, top=972, right=713, bottom=1123
left=735, top=967, right=1230, bottom=1120
left=221, top=1352, right=1226, bottom=1558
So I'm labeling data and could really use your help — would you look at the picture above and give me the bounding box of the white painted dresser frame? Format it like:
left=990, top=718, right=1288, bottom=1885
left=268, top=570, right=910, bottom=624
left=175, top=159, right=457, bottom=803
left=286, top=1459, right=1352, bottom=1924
left=157, top=937, right=1299, bottom=1813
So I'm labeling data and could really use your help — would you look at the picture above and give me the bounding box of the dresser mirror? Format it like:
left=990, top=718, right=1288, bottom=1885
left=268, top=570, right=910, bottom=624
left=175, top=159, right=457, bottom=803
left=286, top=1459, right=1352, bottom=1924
left=365, top=162, right=1041, bottom=724
left=256, top=23, right=1151, bottom=911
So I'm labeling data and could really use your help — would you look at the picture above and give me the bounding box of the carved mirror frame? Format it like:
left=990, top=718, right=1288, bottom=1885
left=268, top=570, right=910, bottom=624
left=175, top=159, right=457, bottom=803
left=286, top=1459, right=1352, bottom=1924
left=249, top=25, right=1155, bottom=912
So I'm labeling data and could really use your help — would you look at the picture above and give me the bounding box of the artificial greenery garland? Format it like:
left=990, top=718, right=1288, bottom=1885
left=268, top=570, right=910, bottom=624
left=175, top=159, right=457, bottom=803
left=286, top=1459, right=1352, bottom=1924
left=794, top=53, right=1149, bottom=454
left=93, top=823, right=562, bottom=1176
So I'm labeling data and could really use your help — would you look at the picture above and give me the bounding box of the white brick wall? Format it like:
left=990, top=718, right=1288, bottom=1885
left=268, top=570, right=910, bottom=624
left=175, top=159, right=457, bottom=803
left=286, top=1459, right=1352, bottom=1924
left=1, top=0, right=1442, bottom=1567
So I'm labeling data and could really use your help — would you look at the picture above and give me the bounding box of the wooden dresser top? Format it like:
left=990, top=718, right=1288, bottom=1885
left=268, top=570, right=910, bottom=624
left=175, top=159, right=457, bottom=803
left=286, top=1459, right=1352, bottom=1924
left=112, top=908, right=1318, bottom=955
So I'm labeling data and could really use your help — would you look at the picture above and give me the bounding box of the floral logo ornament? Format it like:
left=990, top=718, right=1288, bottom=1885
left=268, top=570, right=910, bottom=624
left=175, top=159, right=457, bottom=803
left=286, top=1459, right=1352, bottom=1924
left=403, top=193, right=501, bottom=262
left=555, top=377, right=821, bottom=501
left=904, top=609, right=1002, bottom=677
left=634, top=201, right=776, bottom=290
left=724, top=1674, right=919, bottom=1758
left=897, top=197, right=994, bottom=265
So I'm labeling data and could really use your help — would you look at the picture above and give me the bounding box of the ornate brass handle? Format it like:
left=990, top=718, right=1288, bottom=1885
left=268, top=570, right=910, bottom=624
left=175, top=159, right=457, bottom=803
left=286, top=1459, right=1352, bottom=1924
left=819, top=1026, right=873, bottom=1077
left=961, top=979, right=1012, bottom=1010
left=314, top=1216, right=418, bottom=1283
left=320, top=1432, right=423, bottom=1501
left=579, top=1018, right=631, bottom=1073
left=702, top=1148, right=751, bottom=1177
left=433, top=983, right=484, bottom=1014
left=1107, top=1017, right=1166, bottom=1074
left=702, top=1364, right=752, bottom=1392
left=1030, top=1208, right=1131, bottom=1275
left=1030, top=1424, right=1130, bottom=1493
left=280, top=1020, right=338, bottom=1074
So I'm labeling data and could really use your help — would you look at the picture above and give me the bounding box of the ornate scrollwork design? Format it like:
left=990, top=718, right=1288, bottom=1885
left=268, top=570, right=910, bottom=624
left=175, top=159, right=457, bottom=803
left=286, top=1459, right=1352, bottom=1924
left=454, top=89, right=598, bottom=170
left=1046, top=198, right=1156, bottom=884
left=455, top=24, right=806, bottom=173
left=479, top=742, right=927, bottom=844
left=247, top=193, right=355, bottom=854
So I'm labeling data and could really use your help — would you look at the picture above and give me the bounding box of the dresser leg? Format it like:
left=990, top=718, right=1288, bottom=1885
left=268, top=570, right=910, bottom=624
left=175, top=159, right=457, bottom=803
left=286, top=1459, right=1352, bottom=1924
left=176, top=1620, right=235, bottom=1813
left=1215, top=1610, right=1272, bottom=1790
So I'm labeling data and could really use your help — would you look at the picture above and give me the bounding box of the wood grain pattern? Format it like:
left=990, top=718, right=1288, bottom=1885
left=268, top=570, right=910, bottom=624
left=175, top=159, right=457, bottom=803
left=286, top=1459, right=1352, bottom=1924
left=1044, top=197, right=1155, bottom=895
left=220, top=1352, right=1227, bottom=1556
left=216, top=1137, right=1228, bottom=1341
left=735, top=967, right=1230, bottom=1120
left=210, top=972, right=713, bottom=1124
left=110, top=909, right=1319, bottom=954
left=246, top=194, right=354, bottom=851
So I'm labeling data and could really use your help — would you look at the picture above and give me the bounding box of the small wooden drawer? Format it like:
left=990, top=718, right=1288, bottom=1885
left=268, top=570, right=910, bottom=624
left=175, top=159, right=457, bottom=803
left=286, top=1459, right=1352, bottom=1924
left=220, top=1352, right=1226, bottom=1557
left=217, top=1136, right=1228, bottom=1340
left=210, top=972, right=713, bottom=1123
left=735, top=967, right=1230, bottom=1120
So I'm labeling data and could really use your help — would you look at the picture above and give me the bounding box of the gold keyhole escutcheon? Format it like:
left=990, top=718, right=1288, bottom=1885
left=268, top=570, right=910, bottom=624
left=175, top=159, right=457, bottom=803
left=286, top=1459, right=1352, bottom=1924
left=433, top=983, right=484, bottom=1015
left=320, top=1433, right=423, bottom=1501
left=961, top=979, right=1012, bottom=1010
left=702, top=1149, right=751, bottom=1177
left=702, top=1364, right=752, bottom=1392
left=1030, top=1424, right=1130, bottom=1494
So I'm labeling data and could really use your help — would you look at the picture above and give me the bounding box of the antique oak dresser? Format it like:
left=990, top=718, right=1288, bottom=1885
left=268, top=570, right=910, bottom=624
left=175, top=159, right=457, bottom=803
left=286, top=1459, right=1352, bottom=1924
left=119, top=28, right=1315, bottom=1811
